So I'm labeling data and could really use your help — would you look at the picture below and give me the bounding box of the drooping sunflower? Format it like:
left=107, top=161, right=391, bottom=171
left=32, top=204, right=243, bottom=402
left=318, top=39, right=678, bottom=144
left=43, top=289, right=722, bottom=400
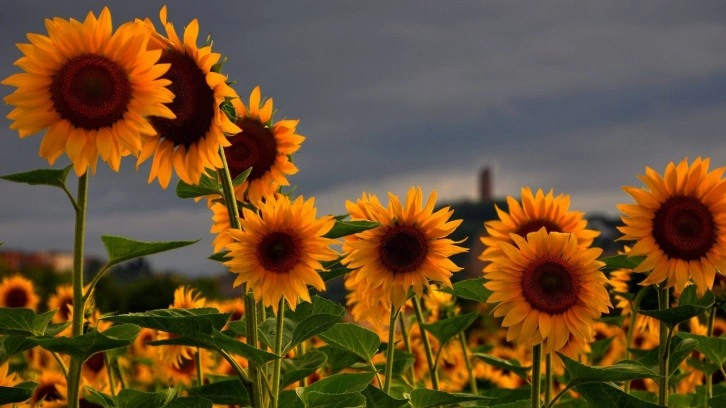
left=2, top=7, right=175, bottom=175
left=48, top=284, right=74, bottom=323
left=480, top=187, right=600, bottom=271
left=484, top=228, right=611, bottom=354
left=224, top=194, right=338, bottom=312
left=157, top=286, right=206, bottom=366
left=0, top=274, right=40, bottom=310
left=343, top=187, right=467, bottom=308
left=224, top=86, right=305, bottom=203
left=138, top=6, right=240, bottom=188
left=618, top=157, right=726, bottom=295
left=28, top=370, right=68, bottom=408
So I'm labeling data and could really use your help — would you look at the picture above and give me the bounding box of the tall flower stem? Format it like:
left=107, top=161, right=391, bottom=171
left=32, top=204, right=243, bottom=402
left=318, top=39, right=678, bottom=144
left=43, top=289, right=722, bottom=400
left=458, top=331, right=478, bottom=394
left=66, top=172, right=89, bottom=408
left=195, top=347, right=204, bottom=387
left=544, top=353, right=553, bottom=405
left=658, top=283, right=670, bottom=406
left=271, top=298, right=285, bottom=408
left=624, top=287, right=648, bottom=393
left=531, top=344, right=542, bottom=408
left=217, top=148, right=261, bottom=407
left=412, top=296, right=440, bottom=390
left=705, top=306, right=717, bottom=404
left=384, top=306, right=401, bottom=393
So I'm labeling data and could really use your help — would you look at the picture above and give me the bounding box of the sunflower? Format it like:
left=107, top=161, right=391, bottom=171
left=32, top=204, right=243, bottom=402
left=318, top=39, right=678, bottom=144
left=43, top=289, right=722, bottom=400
left=343, top=187, right=467, bottom=308
left=344, top=271, right=392, bottom=336
left=224, top=86, right=305, bottom=203
left=609, top=263, right=661, bottom=338
left=157, top=286, right=206, bottom=366
left=0, top=362, right=19, bottom=387
left=484, top=228, right=611, bottom=354
left=0, top=274, right=39, bottom=310
left=47, top=284, right=74, bottom=323
left=423, top=284, right=459, bottom=323
left=224, top=194, right=338, bottom=312
left=480, top=187, right=600, bottom=271
left=618, top=157, right=726, bottom=295
left=28, top=370, right=68, bottom=408
left=137, top=6, right=240, bottom=188
left=157, top=348, right=213, bottom=388
left=2, top=7, right=174, bottom=176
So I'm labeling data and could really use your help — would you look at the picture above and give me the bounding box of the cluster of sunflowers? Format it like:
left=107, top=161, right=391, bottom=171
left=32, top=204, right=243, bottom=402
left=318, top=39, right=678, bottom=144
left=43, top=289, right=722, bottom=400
left=2, top=5, right=726, bottom=408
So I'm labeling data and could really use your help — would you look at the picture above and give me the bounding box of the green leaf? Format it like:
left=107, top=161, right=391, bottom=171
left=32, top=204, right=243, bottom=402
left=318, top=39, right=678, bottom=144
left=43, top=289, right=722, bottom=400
left=176, top=172, right=221, bottom=199
left=32, top=324, right=140, bottom=359
left=680, top=332, right=726, bottom=375
left=1, top=166, right=71, bottom=189
left=639, top=285, right=714, bottom=329
left=188, top=379, right=249, bottom=406
left=232, top=167, right=252, bottom=186
left=101, top=236, right=198, bottom=268
left=289, top=295, right=346, bottom=321
left=323, top=220, right=380, bottom=239
left=574, top=382, right=663, bottom=408
left=669, top=337, right=699, bottom=375
left=83, top=386, right=117, bottom=408
left=302, top=391, right=366, bottom=408
left=319, top=345, right=362, bottom=374
left=165, top=397, right=213, bottom=408
left=601, top=255, right=645, bottom=270
left=0, top=308, right=54, bottom=336
left=472, top=353, right=531, bottom=380
left=288, top=314, right=343, bottom=354
left=319, top=323, right=380, bottom=361
left=149, top=329, right=278, bottom=366
left=281, top=350, right=328, bottom=387
left=632, top=335, right=696, bottom=375
left=104, top=308, right=229, bottom=335
left=361, top=384, right=409, bottom=408
left=408, top=388, right=490, bottom=408
left=0, top=335, right=38, bottom=363
left=439, top=278, right=491, bottom=302
left=208, top=251, right=231, bottom=262
left=710, top=393, right=726, bottom=408
left=559, top=353, right=659, bottom=388
left=300, top=372, right=377, bottom=395
left=257, top=317, right=295, bottom=350
left=116, top=388, right=177, bottom=408
left=421, top=311, right=478, bottom=346
left=0, top=381, right=36, bottom=405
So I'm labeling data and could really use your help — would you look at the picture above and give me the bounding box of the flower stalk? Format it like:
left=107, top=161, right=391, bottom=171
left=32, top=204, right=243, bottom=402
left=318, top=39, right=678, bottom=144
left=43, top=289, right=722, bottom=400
left=271, top=298, right=286, bottom=408
left=544, top=353, right=552, bottom=405
left=531, top=344, right=542, bottom=408
left=412, top=296, right=440, bottom=390
left=658, top=283, right=670, bottom=406
left=384, top=306, right=401, bottom=393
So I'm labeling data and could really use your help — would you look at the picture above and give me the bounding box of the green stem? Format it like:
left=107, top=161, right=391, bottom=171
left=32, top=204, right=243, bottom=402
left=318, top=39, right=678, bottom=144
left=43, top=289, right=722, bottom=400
left=51, top=352, right=68, bottom=377
left=458, top=331, right=478, bottom=394
left=66, top=172, right=89, bottom=408
left=399, top=311, right=415, bottom=384
left=544, top=353, right=552, bottom=405
left=531, top=344, right=542, bottom=408
left=658, top=283, right=670, bottom=406
left=271, top=298, right=285, bottom=408
left=624, top=287, right=648, bottom=394
left=705, top=306, right=717, bottom=405
left=104, top=353, right=116, bottom=396
left=217, top=147, right=261, bottom=407
left=412, top=296, right=440, bottom=390
left=383, top=306, right=400, bottom=393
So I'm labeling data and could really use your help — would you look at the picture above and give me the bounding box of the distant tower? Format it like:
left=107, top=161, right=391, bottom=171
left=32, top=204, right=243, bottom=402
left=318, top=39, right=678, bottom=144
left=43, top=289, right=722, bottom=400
left=479, top=167, right=492, bottom=202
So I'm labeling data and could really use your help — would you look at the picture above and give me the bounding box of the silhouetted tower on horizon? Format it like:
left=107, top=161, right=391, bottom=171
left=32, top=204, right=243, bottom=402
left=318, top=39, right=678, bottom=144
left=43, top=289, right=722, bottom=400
left=479, top=167, right=492, bottom=202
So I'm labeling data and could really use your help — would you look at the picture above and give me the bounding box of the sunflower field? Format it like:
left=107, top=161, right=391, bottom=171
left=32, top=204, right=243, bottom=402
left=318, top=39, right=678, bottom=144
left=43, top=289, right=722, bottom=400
left=1, top=6, right=726, bottom=408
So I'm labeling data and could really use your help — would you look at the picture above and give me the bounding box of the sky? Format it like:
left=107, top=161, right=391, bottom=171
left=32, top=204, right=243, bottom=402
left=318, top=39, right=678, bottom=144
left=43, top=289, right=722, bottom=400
left=1, top=1, right=726, bottom=276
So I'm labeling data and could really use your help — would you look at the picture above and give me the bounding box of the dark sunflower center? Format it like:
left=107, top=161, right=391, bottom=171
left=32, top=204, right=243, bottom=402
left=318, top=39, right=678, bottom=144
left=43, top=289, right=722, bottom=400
left=59, top=298, right=73, bottom=321
left=226, top=118, right=278, bottom=181
left=515, top=220, right=561, bottom=237
left=50, top=54, right=131, bottom=130
left=379, top=225, right=429, bottom=275
left=257, top=231, right=301, bottom=274
left=175, top=356, right=197, bottom=375
left=652, top=196, right=716, bottom=261
left=5, top=287, right=29, bottom=308
left=522, top=260, right=579, bottom=314
left=150, top=51, right=215, bottom=148
left=85, top=352, right=105, bottom=374
left=34, top=383, right=63, bottom=402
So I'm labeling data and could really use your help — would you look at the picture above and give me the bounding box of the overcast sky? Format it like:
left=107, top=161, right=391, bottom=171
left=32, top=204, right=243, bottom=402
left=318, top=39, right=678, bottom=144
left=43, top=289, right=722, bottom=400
left=2, top=1, right=726, bottom=276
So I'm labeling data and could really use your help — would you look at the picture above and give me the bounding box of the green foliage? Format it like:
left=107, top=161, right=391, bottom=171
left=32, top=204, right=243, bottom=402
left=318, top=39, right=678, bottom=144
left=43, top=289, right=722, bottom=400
left=559, top=353, right=659, bottom=387
left=0, top=381, right=36, bottom=405
left=407, top=388, right=490, bottom=407
left=31, top=324, right=140, bottom=360
left=101, top=236, right=198, bottom=269
left=601, top=255, right=646, bottom=270
left=188, top=379, right=250, bottom=405
left=103, top=308, right=230, bottom=335
left=294, top=372, right=377, bottom=407
left=574, top=382, right=663, bottom=408
left=323, top=220, right=380, bottom=239
left=176, top=172, right=222, bottom=199
left=280, top=349, right=328, bottom=387
left=472, top=353, right=531, bottom=380
left=422, top=311, right=478, bottom=347
left=639, top=285, right=714, bottom=329
left=0, top=308, right=56, bottom=336
left=319, top=323, right=380, bottom=361
left=361, top=384, right=409, bottom=408
left=680, top=332, right=726, bottom=375
left=439, top=277, right=492, bottom=302
left=0, top=166, right=72, bottom=189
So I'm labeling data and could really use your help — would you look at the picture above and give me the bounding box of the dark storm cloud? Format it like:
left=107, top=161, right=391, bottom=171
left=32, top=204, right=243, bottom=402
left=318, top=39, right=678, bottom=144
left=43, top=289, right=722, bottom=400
left=1, top=1, right=726, bottom=274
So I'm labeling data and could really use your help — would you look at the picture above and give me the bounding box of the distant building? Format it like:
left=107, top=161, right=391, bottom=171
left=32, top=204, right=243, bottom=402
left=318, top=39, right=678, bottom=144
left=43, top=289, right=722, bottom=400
left=0, top=249, right=97, bottom=274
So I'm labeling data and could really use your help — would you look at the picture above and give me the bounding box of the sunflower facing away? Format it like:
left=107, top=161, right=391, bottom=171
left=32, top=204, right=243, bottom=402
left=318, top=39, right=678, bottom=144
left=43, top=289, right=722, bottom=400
left=480, top=187, right=600, bottom=271
left=343, top=187, right=467, bottom=309
left=138, top=6, right=240, bottom=188
left=2, top=7, right=175, bottom=175
left=0, top=274, right=40, bottom=310
left=618, top=157, right=726, bottom=295
left=484, top=228, right=611, bottom=354
left=224, top=194, right=338, bottom=312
